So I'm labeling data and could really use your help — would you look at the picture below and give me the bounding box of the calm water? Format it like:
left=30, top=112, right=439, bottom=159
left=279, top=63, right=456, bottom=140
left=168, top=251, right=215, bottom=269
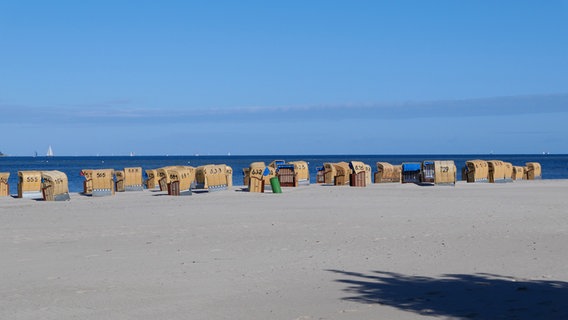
left=1, top=154, right=567, bottom=193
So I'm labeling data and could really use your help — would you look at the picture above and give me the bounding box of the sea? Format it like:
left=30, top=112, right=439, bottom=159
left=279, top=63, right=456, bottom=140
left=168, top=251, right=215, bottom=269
left=1, top=154, right=567, bottom=194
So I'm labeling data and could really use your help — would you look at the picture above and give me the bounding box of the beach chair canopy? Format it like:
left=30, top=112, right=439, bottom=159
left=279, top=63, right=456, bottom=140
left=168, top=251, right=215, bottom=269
left=91, top=169, right=115, bottom=189
left=334, top=162, right=350, bottom=175
left=350, top=161, right=366, bottom=174
left=168, top=167, right=195, bottom=191
left=289, top=161, right=310, bottom=182
left=124, top=167, right=143, bottom=187
left=0, top=172, right=9, bottom=183
left=525, top=162, right=542, bottom=179
left=433, top=160, right=457, bottom=184
left=512, top=166, right=525, bottom=180
left=503, top=162, right=513, bottom=180
left=268, top=160, right=286, bottom=169
left=365, top=164, right=372, bottom=185
left=250, top=162, right=267, bottom=178
left=402, top=163, right=421, bottom=172
left=322, top=163, right=336, bottom=184
left=465, top=160, right=489, bottom=182
left=0, top=172, right=9, bottom=196
left=225, top=165, right=233, bottom=188
left=248, top=162, right=273, bottom=192
left=375, top=162, right=400, bottom=183
left=18, top=171, right=43, bottom=198
left=487, top=160, right=506, bottom=182
left=196, top=164, right=229, bottom=189
left=145, top=169, right=160, bottom=188
left=41, top=170, right=70, bottom=201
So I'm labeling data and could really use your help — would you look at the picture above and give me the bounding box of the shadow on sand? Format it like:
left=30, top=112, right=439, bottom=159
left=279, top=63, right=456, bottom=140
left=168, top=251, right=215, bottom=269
left=328, top=269, right=568, bottom=319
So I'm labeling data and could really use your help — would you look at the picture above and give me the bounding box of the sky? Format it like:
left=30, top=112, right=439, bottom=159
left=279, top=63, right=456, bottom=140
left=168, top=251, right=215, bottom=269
left=1, top=1, right=567, bottom=156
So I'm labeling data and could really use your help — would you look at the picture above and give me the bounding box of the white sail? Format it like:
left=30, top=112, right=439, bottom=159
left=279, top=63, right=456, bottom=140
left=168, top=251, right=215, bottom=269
left=47, top=145, right=54, bottom=157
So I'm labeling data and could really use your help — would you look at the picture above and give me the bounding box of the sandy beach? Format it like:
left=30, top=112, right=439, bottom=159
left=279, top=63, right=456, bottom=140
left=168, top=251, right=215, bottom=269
left=1, top=180, right=567, bottom=319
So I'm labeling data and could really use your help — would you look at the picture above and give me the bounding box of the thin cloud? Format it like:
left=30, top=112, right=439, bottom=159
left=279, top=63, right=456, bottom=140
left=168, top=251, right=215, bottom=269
left=1, top=93, right=567, bottom=125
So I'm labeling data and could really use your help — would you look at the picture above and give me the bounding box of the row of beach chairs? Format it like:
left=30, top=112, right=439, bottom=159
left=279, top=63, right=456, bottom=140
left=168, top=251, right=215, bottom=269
left=0, top=160, right=543, bottom=200
left=1, top=164, right=234, bottom=200
left=242, top=160, right=310, bottom=192
left=314, top=160, right=542, bottom=187
left=314, top=160, right=458, bottom=186
left=82, top=165, right=234, bottom=197
left=462, top=160, right=541, bottom=183
left=0, top=170, right=71, bottom=201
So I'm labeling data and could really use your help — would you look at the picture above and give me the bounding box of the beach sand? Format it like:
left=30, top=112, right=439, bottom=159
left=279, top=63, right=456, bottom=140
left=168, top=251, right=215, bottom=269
left=1, top=180, right=567, bottom=319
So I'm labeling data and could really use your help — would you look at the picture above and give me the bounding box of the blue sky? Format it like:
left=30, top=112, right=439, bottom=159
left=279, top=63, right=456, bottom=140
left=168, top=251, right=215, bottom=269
left=1, top=1, right=567, bottom=156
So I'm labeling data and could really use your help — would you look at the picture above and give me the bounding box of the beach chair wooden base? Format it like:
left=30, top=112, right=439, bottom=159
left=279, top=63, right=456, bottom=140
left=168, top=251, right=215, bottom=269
left=20, top=191, right=44, bottom=200
left=92, top=189, right=113, bottom=197
left=350, top=172, right=366, bottom=187
left=168, top=181, right=192, bottom=196
left=208, top=185, right=228, bottom=192
left=125, top=185, right=144, bottom=192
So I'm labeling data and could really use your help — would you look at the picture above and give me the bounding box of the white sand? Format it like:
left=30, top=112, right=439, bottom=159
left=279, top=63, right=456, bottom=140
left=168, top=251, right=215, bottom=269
left=1, top=180, right=567, bottom=319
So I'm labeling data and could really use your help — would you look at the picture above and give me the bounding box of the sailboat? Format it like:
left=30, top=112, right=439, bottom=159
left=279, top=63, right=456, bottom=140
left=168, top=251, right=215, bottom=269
left=46, top=145, right=54, bottom=157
